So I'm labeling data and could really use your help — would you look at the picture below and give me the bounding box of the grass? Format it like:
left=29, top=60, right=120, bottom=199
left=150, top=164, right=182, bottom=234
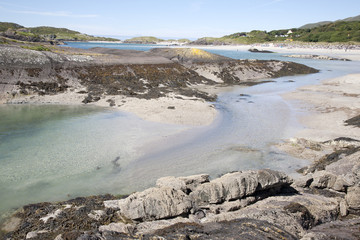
left=21, top=45, right=51, bottom=51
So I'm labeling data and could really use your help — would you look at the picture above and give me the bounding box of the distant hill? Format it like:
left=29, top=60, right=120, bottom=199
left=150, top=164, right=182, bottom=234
left=124, top=36, right=164, bottom=44
left=300, top=14, right=360, bottom=29
left=191, top=17, right=360, bottom=45
left=299, top=21, right=333, bottom=29
left=0, top=22, right=24, bottom=32
left=0, top=22, right=119, bottom=42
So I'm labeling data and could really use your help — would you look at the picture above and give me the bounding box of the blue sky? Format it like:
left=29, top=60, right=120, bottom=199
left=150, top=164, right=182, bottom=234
left=0, top=0, right=359, bottom=39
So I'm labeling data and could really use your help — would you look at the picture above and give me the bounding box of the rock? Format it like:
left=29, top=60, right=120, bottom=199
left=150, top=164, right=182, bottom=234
left=105, top=187, right=192, bottom=221
left=301, top=217, right=360, bottom=240
left=88, top=209, right=106, bottom=221
left=209, top=196, right=256, bottom=213
left=346, top=186, right=360, bottom=212
left=99, top=222, right=135, bottom=235
left=294, top=174, right=314, bottom=188
left=201, top=193, right=339, bottom=238
left=151, top=218, right=298, bottom=240
left=310, top=171, right=337, bottom=189
left=54, top=234, right=63, bottom=240
left=135, top=217, right=192, bottom=235
left=301, top=232, right=328, bottom=240
left=340, top=199, right=348, bottom=217
left=332, top=176, right=350, bottom=192
left=156, top=174, right=209, bottom=193
left=190, top=169, right=292, bottom=207
left=26, top=231, right=38, bottom=239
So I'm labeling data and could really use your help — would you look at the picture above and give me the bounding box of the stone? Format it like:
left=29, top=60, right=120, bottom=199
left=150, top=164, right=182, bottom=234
left=105, top=187, right=192, bottom=221
left=156, top=174, right=209, bottom=193
left=294, top=174, right=314, bottom=188
left=26, top=231, right=38, bottom=239
left=310, top=171, right=337, bottom=189
left=331, top=176, right=350, bottom=192
left=340, top=199, right=348, bottom=217
left=202, top=193, right=339, bottom=238
left=345, top=186, right=360, bottom=212
left=99, top=222, right=135, bottom=235
left=190, top=169, right=292, bottom=207
left=88, top=210, right=106, bottom=221
left=135, top=217, right=192, bottom=235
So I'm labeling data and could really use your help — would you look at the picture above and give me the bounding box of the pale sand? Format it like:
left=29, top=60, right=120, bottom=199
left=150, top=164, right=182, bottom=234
left=6, top=91, right=217, bottom=126
left=283, top=73, right=360, bottom=141
left=192, top=45, right=360, bottom=61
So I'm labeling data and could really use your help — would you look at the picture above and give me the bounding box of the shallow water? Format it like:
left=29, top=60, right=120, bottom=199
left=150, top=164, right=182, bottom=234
left=1, top=43, right=359, bottom=219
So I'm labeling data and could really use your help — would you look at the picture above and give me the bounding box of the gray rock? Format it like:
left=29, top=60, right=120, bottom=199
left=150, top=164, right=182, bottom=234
left=190, top=169, right=292, bottom=207
left=310, top=171, right=337, bottom=189
left=105, top=187, right=192, bottom=221
left=301, top=217, right=360, bottom=240
left=346, top=186, right=360, bottom=212
left=135, top=217, right=192, bottom=235
left=340, top=199, right=348, bottom=217
left=294, top=174, right=314, bottom=188
left=98, top=222, right=135, bottom=235
left=202, top=193, right=339, bottom=238
left=156, top=174, right=209, bottom=193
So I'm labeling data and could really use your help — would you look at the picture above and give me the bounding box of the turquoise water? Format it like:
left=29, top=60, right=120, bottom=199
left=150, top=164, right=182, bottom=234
left=1, top=43, right=360, bottom=219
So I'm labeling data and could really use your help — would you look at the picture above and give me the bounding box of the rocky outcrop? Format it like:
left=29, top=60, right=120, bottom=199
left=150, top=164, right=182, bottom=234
left=2, top=166, right=359, bottom=239
left=188, top=59, right=319, bottom=84
left=0, top=45, right=319, bottom=104
left=248, top=48, right=274, bottom=53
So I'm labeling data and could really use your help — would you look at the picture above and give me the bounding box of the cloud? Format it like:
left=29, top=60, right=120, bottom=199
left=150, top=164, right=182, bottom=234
left=11, top=10, right=98, bottom=18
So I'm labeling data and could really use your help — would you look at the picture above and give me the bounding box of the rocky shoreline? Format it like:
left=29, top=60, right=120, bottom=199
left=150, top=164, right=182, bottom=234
left=1, top=42, right=359, bottom=239
left=1, top=147, right=359, bottom=240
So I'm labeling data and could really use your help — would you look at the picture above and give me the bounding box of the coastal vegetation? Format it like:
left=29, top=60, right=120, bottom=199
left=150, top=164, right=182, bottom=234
left=0, top=22, right=119, bottom=42
left=191, top=20, right=360, bottom=45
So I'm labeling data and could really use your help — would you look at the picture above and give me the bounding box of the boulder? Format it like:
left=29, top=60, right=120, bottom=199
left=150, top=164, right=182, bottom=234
left=310, top=171, right=337, bottom=189
left=98, top=222, right=134, bottom=235
left=104, top=187, right=192, bottom=221
left=345, top=186, right=360, bottom=212
left=190, top=169, right=292, bottom=207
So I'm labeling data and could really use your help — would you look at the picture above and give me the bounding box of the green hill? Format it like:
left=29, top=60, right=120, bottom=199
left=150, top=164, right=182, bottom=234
left=124, top=36, right=164, bottom=43
left=0, top=22, right=24, bottom=32
left=0, top=22, right=119, bottom=42
left=300, top=14, right=360, bottom=29
left=191, top=20, right=360, bottom=45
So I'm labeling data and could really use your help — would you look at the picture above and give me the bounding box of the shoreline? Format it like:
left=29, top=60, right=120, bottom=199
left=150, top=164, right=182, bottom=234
left=277, top=73, right=360, bottom=161
left=191, top=44, right=360, bottom=61
left=3, top=91, right=218, bottom=126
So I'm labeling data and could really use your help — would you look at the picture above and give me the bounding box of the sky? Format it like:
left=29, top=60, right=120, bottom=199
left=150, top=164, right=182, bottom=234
left=0, top=0, right=359, bottom=39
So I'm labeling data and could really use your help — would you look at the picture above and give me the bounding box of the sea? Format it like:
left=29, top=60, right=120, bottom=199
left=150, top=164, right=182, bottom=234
left=0, top=42, right=359, bottom=219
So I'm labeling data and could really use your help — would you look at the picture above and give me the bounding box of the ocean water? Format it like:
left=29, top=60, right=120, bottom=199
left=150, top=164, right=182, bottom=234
left=1, top=43, right=359, bottom=219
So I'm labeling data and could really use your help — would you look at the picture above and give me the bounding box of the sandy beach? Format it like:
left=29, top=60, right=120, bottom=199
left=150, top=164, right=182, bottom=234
left=277, top=73, right=360, bottom=160
left=195, top=44, right=360, bottom=61
left=6, top=91, right=217, bottom=126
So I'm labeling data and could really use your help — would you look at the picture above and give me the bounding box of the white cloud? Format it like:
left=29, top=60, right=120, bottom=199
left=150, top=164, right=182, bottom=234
left=11, top=10, right=98, bottom=18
